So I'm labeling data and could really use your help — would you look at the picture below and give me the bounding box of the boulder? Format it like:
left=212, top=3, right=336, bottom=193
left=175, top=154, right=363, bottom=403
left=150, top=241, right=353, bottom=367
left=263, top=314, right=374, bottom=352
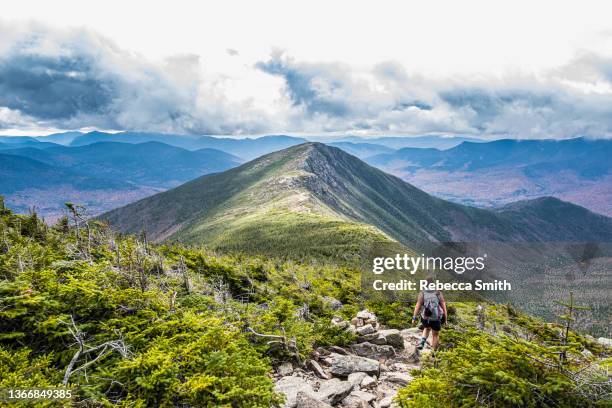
left=401, top=327, right=421, bottom=336
left=316, top=378, right=354, bottom=405
left=341, top=395, right=371, bottom=408
left=351, top=342, right=396, bottom=359
left=356, top=324, right=376, bottom=335
left=324, top=296, right=343, bottom=310
left=379, top=396, right=393, bottom=408
left=357, top=332, right=380, bottom=343
left=383, top=372, right=413, bottom=386
left=361, top=374, right=376, bottom=388
left=328, top=345, right=350, bottom=355
left=331, top=317, right=349, bottom=330
left=378, top=329, right=404, bottom=350
left=370, top=334, right=388, bottom=345
left=597, top=337, right=612, bottom=347
left=349, top=390, right=376, bottom=402
left=309, top=359, right=330, bottom=380
left=275, top=376, right=316, bottom=408
left=295, top=392, right=332, bottom=408
left=347, top=372, right=367, bottom=387
left=329, top=353, right=380, bottom=376
left=277, top=362, right=294, bottom=376
left=356, top=310, right=376, bottom=320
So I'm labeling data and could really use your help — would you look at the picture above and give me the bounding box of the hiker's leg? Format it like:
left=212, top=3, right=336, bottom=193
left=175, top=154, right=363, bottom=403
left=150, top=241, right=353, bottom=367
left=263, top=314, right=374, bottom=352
left=431, top=330, right=440, bottom=350
left=421, top=327, right=430, bottom=339
left=418, top=327, right=430, bottom=350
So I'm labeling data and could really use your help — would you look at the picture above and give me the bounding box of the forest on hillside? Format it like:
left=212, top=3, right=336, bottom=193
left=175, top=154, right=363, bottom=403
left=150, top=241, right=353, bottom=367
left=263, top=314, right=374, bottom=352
left=0, top=199, right=611, bottom=407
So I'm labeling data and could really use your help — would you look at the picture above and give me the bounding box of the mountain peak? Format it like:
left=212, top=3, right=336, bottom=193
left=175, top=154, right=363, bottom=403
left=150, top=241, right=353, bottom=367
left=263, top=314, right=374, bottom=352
left=102, top=142, right=612, bottom=254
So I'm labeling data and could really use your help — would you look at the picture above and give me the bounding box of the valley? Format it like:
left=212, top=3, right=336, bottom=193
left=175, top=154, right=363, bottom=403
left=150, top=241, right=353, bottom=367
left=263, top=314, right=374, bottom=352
left=366, top=137, right=612, bottom=217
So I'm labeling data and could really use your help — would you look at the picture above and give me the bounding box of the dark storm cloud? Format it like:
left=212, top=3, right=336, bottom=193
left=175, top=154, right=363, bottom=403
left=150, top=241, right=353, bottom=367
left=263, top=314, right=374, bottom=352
left=0, top=53, right=115, bottom=119
left=256, top=52, right=351, bottom=117
left=255, top=52, right=471, bottom=134
left=439, top=89, right=556, bottom=131
left=0, top=23, right=271, bottom=134
left=256, top=51, right=612, bottom=138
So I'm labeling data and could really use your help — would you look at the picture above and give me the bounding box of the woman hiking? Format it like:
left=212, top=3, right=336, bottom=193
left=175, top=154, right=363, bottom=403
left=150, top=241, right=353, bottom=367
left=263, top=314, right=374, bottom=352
left=411, top=277, right=447, bottom=352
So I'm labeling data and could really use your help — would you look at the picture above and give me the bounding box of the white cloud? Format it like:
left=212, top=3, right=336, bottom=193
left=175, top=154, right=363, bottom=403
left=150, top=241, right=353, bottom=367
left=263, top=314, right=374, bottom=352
left=2, top=18, right=612, bottom=138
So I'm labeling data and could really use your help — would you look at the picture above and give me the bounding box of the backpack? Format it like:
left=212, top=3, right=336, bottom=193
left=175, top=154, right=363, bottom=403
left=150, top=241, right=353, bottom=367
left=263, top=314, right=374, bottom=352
left=421, top=290, right=441, bottom=321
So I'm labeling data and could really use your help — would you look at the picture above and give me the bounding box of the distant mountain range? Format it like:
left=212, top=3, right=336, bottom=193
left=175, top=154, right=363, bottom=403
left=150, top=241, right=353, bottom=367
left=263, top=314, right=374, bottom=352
left=2, top=142, right=241, bottom=188
left=101, top=143, right=612, bottom=257
left=325, top=142, right=394, bottom=159
left=2, top=131, right=611, bottom=222
left=366, top=137, right=612, bottom=216
left=0, top=153, right=154, bottom=221
left=0, top=141, right=242, bottom=221
left=335, top=135, right=485, bottom=150
left=66, top=131, right=307, bottom=160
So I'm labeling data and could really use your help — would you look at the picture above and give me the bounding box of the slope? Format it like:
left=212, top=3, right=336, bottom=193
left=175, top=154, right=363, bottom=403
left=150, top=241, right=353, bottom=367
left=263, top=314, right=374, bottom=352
left=102, top=143, right=612, bottom=258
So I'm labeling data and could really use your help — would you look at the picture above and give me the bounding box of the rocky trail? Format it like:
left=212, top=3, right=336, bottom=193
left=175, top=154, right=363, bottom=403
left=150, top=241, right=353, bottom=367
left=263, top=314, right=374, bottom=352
left=273, top=310, right=429, bottom=408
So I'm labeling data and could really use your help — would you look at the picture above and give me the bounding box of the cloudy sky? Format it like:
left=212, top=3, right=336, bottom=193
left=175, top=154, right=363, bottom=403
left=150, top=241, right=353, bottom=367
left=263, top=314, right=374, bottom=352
left=2, top=0, right=612, bottom=138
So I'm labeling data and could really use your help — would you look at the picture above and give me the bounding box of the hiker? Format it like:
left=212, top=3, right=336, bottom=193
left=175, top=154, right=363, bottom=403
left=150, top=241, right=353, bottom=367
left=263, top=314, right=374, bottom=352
left=411, top=279, right=447, bottom=351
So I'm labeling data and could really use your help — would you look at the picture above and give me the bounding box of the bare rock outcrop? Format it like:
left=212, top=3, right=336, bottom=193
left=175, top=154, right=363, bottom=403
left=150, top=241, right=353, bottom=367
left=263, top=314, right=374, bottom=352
left=274, top=309, right=421, bottom=407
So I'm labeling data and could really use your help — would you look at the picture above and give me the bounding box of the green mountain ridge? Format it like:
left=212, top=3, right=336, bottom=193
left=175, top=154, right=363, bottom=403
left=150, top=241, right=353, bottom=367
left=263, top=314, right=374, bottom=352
left=102, top=143, right=612, bottom=257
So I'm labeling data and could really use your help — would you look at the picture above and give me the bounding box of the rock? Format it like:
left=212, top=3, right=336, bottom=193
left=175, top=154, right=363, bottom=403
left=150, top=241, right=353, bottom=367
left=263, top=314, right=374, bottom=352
left=361, top=375, right=376, bottom=388
left=324, top=296, right=343, bottom=310
left=331, top=317, right=349, bottom=330
left=351, top=342, right=396, bottom=359
left=597, top=337, right=612, bottom=347
left=370, top=335, right=388, bottom=345
left=378, top=329, right=404, bottom=350
left=317, top=378, right=354, bottom=405
left=275, top=376, right=316, bottom=408
left=383, top=372, right=413, bottom=386
left=350, top=390, right=376, bottom=402
left=401, top=327, right=421, bottom=336
left=347, top=372, right=367, bottom=387
left=341, top=395, right=371, bottom=408
left=389, top=362, right=413, bottom=372
left=296, top=392, right=333, bottom=408
left=278, top=362, right=294, bottom=376
left=379, top=396, right=393, bottom=408
left=356, top=310, right=376, bottom=320
left=357, top=332, right=380, bottom=343
left=328, top=345, right=350, bottom=355
left=356, top=324, right=376, bottom=335
left=329, top=353, right=380, bottom=376
left=309, top=359, right=330, bottom=380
